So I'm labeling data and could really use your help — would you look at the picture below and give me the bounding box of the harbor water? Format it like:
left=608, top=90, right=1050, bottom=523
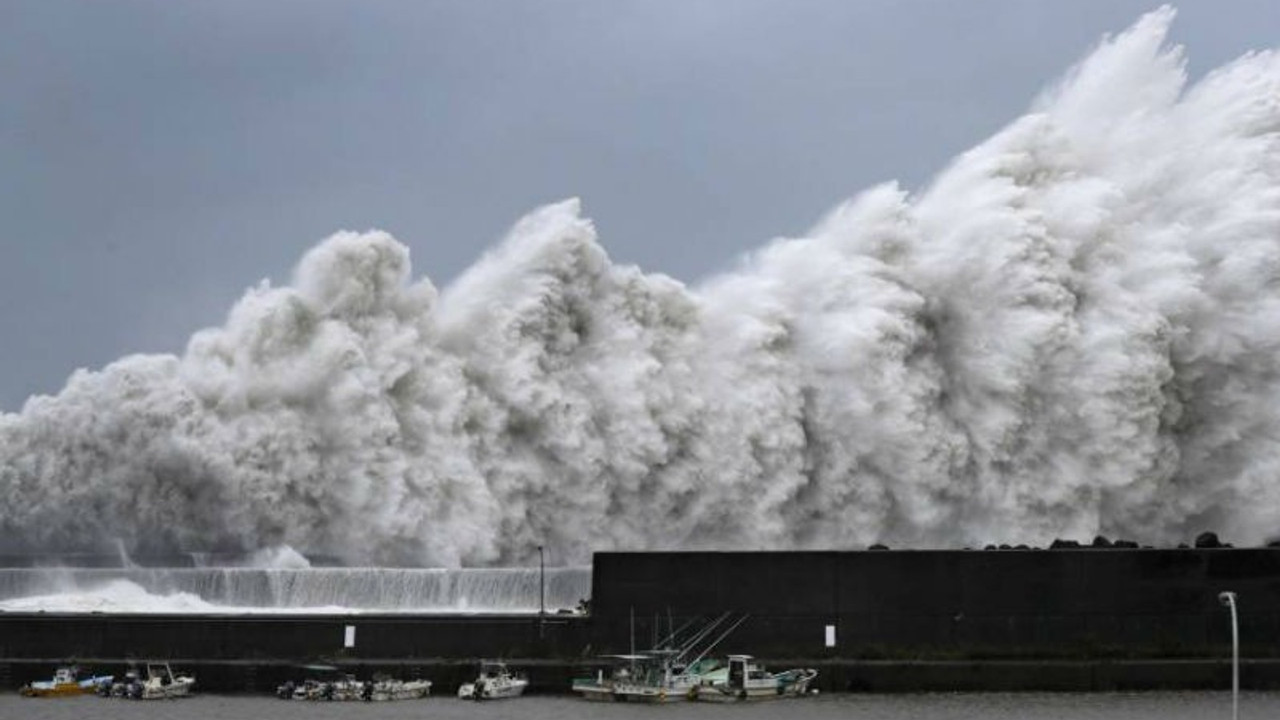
left=3, top=692, right=1278, bottom=720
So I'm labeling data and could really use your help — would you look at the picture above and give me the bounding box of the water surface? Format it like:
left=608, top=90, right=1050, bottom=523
left=3, top=692, right=1274, bottom=720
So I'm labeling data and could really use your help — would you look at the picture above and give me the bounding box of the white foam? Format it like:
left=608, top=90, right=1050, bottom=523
left=2, top=8, right=1279, bottom=564
left=0, top=579, right=231, bottom=614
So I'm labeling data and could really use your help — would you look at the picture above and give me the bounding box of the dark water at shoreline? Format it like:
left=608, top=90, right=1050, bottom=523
left=4, top=691, right=1278, bottom=720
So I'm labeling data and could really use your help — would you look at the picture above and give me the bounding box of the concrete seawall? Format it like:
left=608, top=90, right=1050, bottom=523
left=590, top=549, right=1280, bottom=660
left=4, top=548, right=1279, bottom=692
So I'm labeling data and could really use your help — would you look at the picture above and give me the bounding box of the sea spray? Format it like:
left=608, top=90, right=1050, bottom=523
left=0, top=566, right=592, bottom=613
left=2, top=8, right=1279, bottom=565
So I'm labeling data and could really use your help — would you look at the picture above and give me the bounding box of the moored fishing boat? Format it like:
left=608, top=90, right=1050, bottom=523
left=276, top=665, right=359, bottom=700
left=457, top=661, right=528, bottom=700
left=275, top=665, right=430, bottom=701
left=610, top=650, right=717, bottom=702
left=368, top=673, right=431, bottom=701
left=572, top=612, right=744, bottom=702
left=138, top=662, right=196, bottom=699
left=99, top=663, right=195, bottom=699
left=691, top=654, right=817, bottom=701
left=19, top=666, right=113, bottom=697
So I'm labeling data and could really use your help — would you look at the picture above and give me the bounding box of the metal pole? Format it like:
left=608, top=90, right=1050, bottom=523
left=538, top=545, right=545, bottom=637
left=1219, top=591, right=1238, bottom=720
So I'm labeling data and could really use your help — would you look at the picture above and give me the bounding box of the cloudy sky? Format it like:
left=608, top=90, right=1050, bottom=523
left=2, top=0, right=1276, bottom=411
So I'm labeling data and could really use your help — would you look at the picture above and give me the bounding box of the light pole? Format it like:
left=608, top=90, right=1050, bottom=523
left=538, top=544, right=545, bottom=638
left=1219, top=591, right=1238, bottom=720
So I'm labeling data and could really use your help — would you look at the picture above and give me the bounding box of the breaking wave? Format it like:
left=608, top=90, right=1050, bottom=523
left=3, top=7, right=1279, bottom=565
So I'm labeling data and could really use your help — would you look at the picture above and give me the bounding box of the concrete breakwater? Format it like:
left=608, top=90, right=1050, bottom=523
left=3, top=548, right=1280, bottom=692
left=589, top=548, right=1280, bottom=661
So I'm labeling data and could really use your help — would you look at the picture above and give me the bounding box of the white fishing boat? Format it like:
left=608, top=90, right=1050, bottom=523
left=457, top=661, right=528, bottom=700
left=691, top=654, right=817, bottom=701
left=610, top=651, right=711, bottom=702
left=574, top=654, right=689, bottom=702
left=572, top=612, right=744, bottom=702
left=19, top=666, right=113, bottom=697
left=137, top=662, right=196, bottom=699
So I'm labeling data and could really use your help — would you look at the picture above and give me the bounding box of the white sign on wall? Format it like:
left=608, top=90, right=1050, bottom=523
left=824, top=624, right=836, bottom=648
left=344, top=624, right=356, bottom=648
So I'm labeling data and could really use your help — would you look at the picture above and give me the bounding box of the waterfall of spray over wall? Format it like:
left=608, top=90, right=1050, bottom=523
left=0, top=567, right=593, bottom=613
left=2, top=7, right=1280, bottom=565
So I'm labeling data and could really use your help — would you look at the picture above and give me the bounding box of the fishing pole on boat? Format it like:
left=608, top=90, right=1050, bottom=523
left=686, top=614, right=751, bottom=669
left=672, top=610, right=733, bottom=663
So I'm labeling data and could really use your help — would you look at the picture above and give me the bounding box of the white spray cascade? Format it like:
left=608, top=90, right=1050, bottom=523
left=2, top=7, right=1279, bottom=565
left=0, top=566, right=593, bottom=613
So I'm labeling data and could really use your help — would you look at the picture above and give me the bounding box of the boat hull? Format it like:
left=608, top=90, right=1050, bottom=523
left=20, top=682, right=104, bottom=698
left=140, top=677, right=195, bottom=699
left=692, top=668, right=818, bottom=702
left=571, top=682, right=617, bottom=702
left=610, top=680, right=698, bottom=703
left=370, top=679, right=431, bottom=700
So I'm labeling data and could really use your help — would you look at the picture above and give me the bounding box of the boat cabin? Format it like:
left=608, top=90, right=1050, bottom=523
left=725, top=655, right=768, bottom=690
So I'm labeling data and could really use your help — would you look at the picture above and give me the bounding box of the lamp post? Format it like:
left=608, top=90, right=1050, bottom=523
left=1219, top=591, right=1238, bottom=720
left=538, top=545, right=545, bottom=638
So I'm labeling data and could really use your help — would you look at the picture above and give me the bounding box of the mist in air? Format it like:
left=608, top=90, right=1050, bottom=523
left=3, top=8, right=1278, bottom=565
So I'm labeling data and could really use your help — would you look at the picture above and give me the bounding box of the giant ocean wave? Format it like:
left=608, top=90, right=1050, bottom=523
left=3, top=8, right=1279, bottom=566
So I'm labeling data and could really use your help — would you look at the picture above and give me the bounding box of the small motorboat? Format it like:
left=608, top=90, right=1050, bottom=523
left=138, top=662, right=196, bottom=699
left=276, top=665, right=430, bottom=701
left=457, top=661, right=528, bottom=700
left=102, top=667, right=140, bottom=698
left=276, top=665, right=360, bottom=700
left=367, top=673, right=432, bottom=701
left=99, top=662, right=194, bottom=700
left=19, top=666, right=113, bottom=697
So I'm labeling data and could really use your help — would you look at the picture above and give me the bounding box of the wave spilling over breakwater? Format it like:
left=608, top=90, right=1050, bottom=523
left=3, top=8, right=1280, bottom=564
left=0, top=566, right=591, bottom=614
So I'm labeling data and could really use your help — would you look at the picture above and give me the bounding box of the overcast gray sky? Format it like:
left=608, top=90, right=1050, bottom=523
left=2, top=0, right=1276, bottom=411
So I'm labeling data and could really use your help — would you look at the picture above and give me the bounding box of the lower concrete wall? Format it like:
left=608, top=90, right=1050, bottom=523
left=0, top=613, right=590, bottom=661
left=0, top=658, right=589, bottom=695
